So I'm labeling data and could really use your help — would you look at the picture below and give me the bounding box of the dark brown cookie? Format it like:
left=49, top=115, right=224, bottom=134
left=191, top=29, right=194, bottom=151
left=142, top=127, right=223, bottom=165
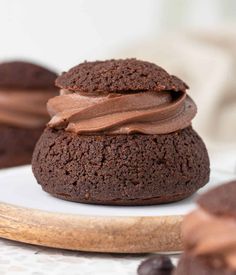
left=0, top=61, right=57, bottom=90
left=32, top=126, right=209, bottom=205
left=55, top=59, right=188, bottom=93
left=0, top=60, right=58, bottom=168
left=0, top=124, right=44, bottom=168
left=197, top=181, right=236, bottom=217
left=174, top=253, right=236, bottom=275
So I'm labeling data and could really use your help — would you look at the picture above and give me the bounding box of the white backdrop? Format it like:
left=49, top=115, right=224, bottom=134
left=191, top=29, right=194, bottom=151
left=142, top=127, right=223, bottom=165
left=0, top=0, right=235, bottom=71
left=0, top=0, right=158, bottom=71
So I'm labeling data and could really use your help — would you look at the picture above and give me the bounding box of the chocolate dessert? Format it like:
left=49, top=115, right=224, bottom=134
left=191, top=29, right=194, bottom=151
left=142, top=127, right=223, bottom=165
left=174, top=181, right=236, bottom=274
left=0, top=61, right=58, bottom=168
left=32, top=59, right=210, bottom=205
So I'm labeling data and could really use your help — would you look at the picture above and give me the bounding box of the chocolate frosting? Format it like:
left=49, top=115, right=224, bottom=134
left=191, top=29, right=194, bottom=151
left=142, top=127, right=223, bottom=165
left=183, top=208, right=236, bottom=271
left=0, top=88, right=57, bottom=128
left=47, top=89, right=197, bottom=135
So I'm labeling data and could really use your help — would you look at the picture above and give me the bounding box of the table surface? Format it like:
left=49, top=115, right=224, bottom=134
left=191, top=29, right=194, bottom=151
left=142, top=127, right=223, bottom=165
left=0, top=239, right=179, bottom=275
left=0, top=150, right=235, bottom=275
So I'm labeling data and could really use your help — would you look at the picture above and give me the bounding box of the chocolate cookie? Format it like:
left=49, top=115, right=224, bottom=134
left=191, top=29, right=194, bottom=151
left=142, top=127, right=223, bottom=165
left=198, top=181, right=236, bottom=217
left=0, top=61, right=58, bottom=168
left=174, top=253, right=234, bottom=275
left=32, top=58, right=210, bottom=205
left=0, top=61, right=57, bottom=90
left=0, top=124, right=44, bottom=168
left=174, top=181, right=236, bottom=274
left=56, top=58, right=188, bottom=93
left=32, top=126, right=209, bottom=205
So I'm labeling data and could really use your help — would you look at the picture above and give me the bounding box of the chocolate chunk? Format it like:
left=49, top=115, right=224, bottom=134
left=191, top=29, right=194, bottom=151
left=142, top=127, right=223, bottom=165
left=137, top=255, right=174, bottom=275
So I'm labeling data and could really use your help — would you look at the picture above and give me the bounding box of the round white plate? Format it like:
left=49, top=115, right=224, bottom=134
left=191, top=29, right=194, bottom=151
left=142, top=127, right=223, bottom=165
left=0, top=165, right=234, bottom=253
left=0, top=165, right=234, bottom=217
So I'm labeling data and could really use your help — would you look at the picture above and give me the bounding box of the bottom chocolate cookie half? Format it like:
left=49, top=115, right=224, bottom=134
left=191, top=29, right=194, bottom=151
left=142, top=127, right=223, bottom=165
left=32, top=126, right=210, bottom=205
left=0, top=124, right=44, bottom=169
left=174, top=254, right=236, bottom=275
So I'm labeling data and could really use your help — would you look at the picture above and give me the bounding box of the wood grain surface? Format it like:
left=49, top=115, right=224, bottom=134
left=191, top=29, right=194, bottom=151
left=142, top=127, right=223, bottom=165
left=0, top=202, right=183, bottom=253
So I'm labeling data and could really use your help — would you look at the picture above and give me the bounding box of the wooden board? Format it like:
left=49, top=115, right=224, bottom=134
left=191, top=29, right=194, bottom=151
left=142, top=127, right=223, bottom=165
left=0, top=202, right=183, bottom=253
left=0, top=166, right=233, bottom=253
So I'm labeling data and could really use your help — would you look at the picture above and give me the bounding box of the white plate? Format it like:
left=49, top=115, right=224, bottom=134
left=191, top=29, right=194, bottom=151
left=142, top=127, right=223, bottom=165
left=0, top=165, right=235, bottom=217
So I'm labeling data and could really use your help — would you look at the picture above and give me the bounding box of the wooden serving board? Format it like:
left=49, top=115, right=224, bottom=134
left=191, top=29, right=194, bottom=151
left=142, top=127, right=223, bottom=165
left=0, top=166, right=233, bottom=253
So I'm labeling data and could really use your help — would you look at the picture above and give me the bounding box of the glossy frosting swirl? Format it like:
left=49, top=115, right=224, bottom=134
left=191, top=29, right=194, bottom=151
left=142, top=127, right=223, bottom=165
left=0, top=88, right=57, bottom=128
left=47, top=89, right=197, bottom=135
left=183, top=208, right=236, bottom=271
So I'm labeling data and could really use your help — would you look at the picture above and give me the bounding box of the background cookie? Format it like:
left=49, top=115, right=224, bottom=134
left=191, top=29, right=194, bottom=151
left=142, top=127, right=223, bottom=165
left=0, top=61, right=58, bottom=168
left=0, top=61, right=57, bottom=90
left=197, top=181, right=236, bottom=216
left=174, top=254, right=231, bottom=275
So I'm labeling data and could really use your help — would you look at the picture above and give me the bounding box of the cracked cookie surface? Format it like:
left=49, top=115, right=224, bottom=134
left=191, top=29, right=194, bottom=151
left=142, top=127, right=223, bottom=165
left=32, top=126, right=210, bottom=205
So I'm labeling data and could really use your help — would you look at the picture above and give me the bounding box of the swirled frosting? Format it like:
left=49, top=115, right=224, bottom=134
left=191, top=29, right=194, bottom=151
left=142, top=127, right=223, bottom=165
left=47, top=89, right=197, bottom=135
left=0, top=88, right=57, bottom=128
left=183, top=208, right=236, bottom=271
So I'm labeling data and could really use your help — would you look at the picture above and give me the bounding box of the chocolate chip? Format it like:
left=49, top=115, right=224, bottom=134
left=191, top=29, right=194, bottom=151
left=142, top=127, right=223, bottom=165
left=137, top=255, right=174, bottom=275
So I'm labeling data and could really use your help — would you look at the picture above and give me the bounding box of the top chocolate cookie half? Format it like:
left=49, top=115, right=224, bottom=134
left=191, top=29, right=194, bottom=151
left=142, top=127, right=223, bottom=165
left=56, top=59, right=188, bottom=94
left=0, top=61, right=58, bottom=90
left=197, top=181, right=236, bottom=217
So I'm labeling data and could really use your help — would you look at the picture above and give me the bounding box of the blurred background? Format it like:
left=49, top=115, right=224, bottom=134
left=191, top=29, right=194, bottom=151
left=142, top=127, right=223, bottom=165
left=1, top=0, right=236, bottom=170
